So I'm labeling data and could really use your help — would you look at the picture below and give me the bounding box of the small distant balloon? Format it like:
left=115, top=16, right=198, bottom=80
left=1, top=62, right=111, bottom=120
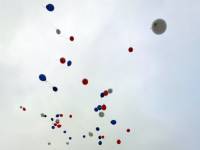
left=48, top=142, right=51, bottom=145
left=128, top=47, right=133, bottom=53
left=111, top=120, right=117, bottom=125
left=152, top=18, right=167, bottom=35
left=108, top=88, right=113, bottom=94
left=52, top=86, right=58, bottom=92
left=88, top=132, right=93, bottom=137
left=96, top=127, right=100, bottom=131
left=69, top=36, right=74, bottom=41
left=60, top=57, right=66, bottom=64
left=46, top=4, right=54, bottom=12
left=66, top=142, right=69, bottom=145
left=101, top=104, right=106, bottom=111
left=98, top=141, right=102, bottom=145
left=67, top=60, right=72, bottom=66
left=126, top=128, right=131, bottom=133
left=82, top=78, right=88, bottom=85
left=103, top=90, right=108, bottom=96
left=99, top=111, right=105, bottom=117
left=117, top=139, right=121, bottom=144
left=56, top=29, right=61, bottom=34
left=39, top=74, right=46, bottom=81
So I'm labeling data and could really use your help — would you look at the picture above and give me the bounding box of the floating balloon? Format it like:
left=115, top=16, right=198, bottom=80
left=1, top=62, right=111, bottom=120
left=152, top=19, right=167, bottom=35
left=69, top=114, right=72, bottom=118
left=57, top=124, right=62, bottom=128
left=108, top=88, right=113, bottom=94
left=51, top=126, right=55, bottom=129
left=66, top=142, right=69, bottom=145
left=96, top=127, right=100, bottom=131
left=48, top=142, right=51, bottom=145
left=101, top=104, right=106, bottom=111
left=67, top=60, right=72, bottom=66
left=60, top=57, right=66, bottom=64
left=126, top=128, right=130, bottom=133
left=69, top=137, right=72, bottom=140
left=56, top=29, right=61, bottom=34
left=100, top=92, right=104, bottom=98
left=99, top=111, right=105, bottom=117
left=117, top=139, right=121, bottom=144
left=46, top=4, right=54, bottom=12
left=128, top=47, right=133, bottom=53
left=103, top=90, right=108, bottom=96
left=111, top=120, right=117, bottom=125
left=52, top=86, right=58, bottom=92
left=88, top=132, right=93, bottom=137
left=63, top=130, right=67, bottom=134
left=83, top=135, right=86, bottom=138
left=39, top=74, right=46, bottom=81
left=98, top=136, right=102, bottom=139
left=82, top=78, right=88, bottom=85
left=98, top=141, right=102, bottom=145
left=22, top=107, right=26, bottom=111
left=60, top=114, right=63, bottom=117
left=69, top=36, right=74, bottom=41
left=97, top=105, right=102, bottom=110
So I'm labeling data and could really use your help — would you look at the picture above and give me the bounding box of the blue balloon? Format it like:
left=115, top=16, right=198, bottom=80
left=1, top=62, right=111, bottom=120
left=39, top=74, right=46, bottom=81
left=98, top=141, right=102, bottom=145
left=96, top=127, right=100, bottom=131
left=111, top=120, right=117, bottom=125
left=97, top=105, right=102, bottom=110
left=52, top=86, right=58, bottom=92
left=46, top=4, right=54, bottom=12
left=67, top=60, right=72, bottom=66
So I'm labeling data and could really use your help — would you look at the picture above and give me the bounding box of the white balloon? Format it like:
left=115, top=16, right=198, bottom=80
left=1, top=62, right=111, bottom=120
left=152, top=19, right=167, bottom=35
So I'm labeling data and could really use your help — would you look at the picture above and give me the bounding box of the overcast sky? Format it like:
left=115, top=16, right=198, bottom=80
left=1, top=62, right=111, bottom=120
left=0, top=0, right=200, bottom=150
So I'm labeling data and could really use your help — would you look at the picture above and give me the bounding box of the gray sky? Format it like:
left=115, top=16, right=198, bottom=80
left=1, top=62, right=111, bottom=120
left=0, top=0, right=200, bottom=150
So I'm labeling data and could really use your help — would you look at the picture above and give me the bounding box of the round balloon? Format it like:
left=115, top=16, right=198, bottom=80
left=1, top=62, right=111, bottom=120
left=46, top=4, right=54, bottom=12
left=39, top=74, right=46, bottom=81
left=152, top=19, right=167, bottom=35
left=99, top=111, right=105, bottom=117
left=56, top=29, right=61, bottom=34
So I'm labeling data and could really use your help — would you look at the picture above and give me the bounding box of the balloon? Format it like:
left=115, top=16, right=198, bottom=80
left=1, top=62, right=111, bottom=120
left=56, top=29, right=61, bottom=34
left=60, top=57, right=66, bottom=64
left=46, top=4, right=54, bottom=12
left=99, top=111, right=104, bottom=117
left=51, top=126, right=55, bottom=129
left=63, top=130, right=67, bottom=134
left=152, top=19, right=167, bottom=35
left=52, top=86, right=58, bottom=92
left=111, top=120, right=117, bottom=125
left=103, top=90, right=108, bottom=96
left=67, top=60, right=72, bottom=66
left=117, top=139, right=121, bottom=144
left=83, top=135, right=86, bottom=138
left=100, top=92, right=104, bottom=98
left=88, top=132, right=93, bottom=137
left=98, top=141, right=102, bottom=145
left=69, top=36, right=74, bottom=41
left=128, top=47, right=133, bottom=53
left=108, top=88, right=113, bottom=94
left=101, top=104, right=106, bottom=111
left=98, top=136, right=102, bottom=139
left=48, top=142, right=51, bottom=145
left=82, top=78, right=88, bottom=85
left=69, top=137, right=72, bottom=140
left=96, top=127, right=100, bottom=131
left=39, top=74, right=46, bottom=81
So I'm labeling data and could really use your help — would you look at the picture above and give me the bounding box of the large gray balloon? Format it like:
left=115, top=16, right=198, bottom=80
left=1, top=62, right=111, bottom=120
left=99, top=111, right=105, bottom=117
left=152, top=19, right=167, bottom=35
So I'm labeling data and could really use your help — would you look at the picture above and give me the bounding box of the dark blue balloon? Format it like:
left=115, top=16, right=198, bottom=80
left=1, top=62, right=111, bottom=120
left=100, top=92, right=104, bottom=98
left=96, top=127, right=100, bottom=131
left=52, top=86, right=58, bottom=92
left=56, top=114, right=59, bottom=118
left=46, top=4, right=54, bottom=11
left=111, top=120, right=117, bottom=125
left=39, top=74, right=46, bottom=81
left=98, top=141, right=102, bottom=145
left=51, top=126, right=55, bottom=129
left=67, top=60, right=72, bottom=66
left=63, top=130, right=67, bottom=134
left=94, top=107, right=98, bottom=112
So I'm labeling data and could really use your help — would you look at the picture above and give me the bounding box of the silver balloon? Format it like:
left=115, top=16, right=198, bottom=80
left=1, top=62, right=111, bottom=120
left=99, top=111, right=105, bottom=117
left=88, top=132, right=93, bottom=137
left=56, top=29, right=61, bottom=34
left=152, top=19, right=167, bottom=35
left=108, top=88, right=113, bottom=94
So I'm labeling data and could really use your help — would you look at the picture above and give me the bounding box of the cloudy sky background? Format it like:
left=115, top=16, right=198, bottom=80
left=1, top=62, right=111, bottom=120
left=0, top=0, right=200, bottom=150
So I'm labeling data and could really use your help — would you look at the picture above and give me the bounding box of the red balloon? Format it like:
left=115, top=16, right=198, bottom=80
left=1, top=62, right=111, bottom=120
left=60, top=57, right=66, bottom=64
left=101, top=104, right=107, bottom=111
left=126, top=128, right=131, bottom=133
left=69, top=36, right=74, bottom=41
left=117, top=139, right=121, bottom=144
left=104, top=90, right=108, bottom=96
left=57, top=124, right=62, bottom=128
left=82, top=78, right=88, bottom=85
left=128, top=47, right=133, bottom=53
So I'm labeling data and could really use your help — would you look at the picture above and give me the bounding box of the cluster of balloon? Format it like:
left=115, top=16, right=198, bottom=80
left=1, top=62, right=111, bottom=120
left=152, top=18, right=167, bottom=35
left=20, top=106, right=26, bottom=111
left=20, top=3, right=134, bottom=148
left=100, top=88, right=113, bottom=98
